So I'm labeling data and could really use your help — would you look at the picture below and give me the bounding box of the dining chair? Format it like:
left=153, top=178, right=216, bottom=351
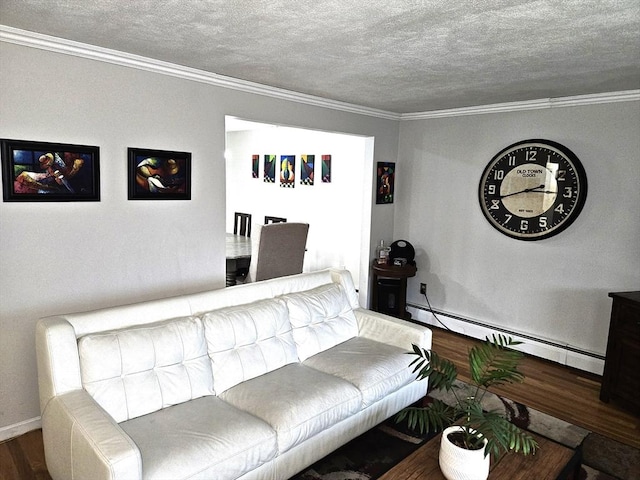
left=264, top=216, right=287, bottom=224
left=234, top=212, right=252, bottom=237
left=248, top=222, right=309, bottom=282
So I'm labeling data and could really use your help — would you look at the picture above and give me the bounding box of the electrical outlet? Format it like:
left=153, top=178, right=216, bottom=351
left=420, top=283, right=427, bottom=295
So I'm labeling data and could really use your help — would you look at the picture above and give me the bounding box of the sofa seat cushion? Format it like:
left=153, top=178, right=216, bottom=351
left=120, top=395, right=277, bottom=480
left=282, top=283, right=359, bottom=361
left=78, top=316, right=214, bottom=422
left=220, top=363, right=361, bottom=454
left=202, top=298, right=298, bottom=395
left=303, top=337, right=415, bottom=407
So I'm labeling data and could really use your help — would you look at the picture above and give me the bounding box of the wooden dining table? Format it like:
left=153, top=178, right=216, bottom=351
left=226, top=233, right=251, bottom=286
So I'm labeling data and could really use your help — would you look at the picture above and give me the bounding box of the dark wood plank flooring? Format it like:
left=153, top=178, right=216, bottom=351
left=1, top=326, right=638, bottom=479
left=0, top=429, right=51, bottom=480
left=430, top=326, right=640, bottom=449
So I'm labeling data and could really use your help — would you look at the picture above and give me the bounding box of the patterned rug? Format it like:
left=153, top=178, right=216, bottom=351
left=290, top=381, right=639, bottom=480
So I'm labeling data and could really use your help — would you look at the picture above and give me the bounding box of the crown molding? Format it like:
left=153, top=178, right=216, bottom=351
left=2, top=25, right=638, bottom=122
left=0, top=25, right=399, bottom=121
left=399, top=89, right=640, bottom=120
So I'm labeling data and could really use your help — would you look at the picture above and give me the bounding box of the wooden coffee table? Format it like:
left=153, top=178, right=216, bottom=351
left=379, top=429, right=581, bottom=480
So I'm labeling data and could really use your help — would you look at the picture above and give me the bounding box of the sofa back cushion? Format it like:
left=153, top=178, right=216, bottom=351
left=282, top=283, right=359, bottom=361
left=77, top=316, right=214, bottom=423
left=202, top=298, right=298, bottom=394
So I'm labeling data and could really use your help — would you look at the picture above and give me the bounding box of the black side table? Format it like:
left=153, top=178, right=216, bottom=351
left=371, top=261, right=417, bottom=319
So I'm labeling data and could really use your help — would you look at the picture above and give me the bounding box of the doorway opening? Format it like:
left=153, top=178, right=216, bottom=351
left=225, top=116, right=373, bottom=300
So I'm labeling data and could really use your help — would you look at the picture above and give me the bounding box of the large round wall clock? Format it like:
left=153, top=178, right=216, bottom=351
left=478, top=139, right=587, bottom=241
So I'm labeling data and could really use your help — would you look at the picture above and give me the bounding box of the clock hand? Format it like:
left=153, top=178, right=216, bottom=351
left=500, top=184, right=556, bottom=199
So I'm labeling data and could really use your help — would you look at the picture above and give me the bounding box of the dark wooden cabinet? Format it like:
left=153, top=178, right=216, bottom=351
left=371, top=262, right=417, bottom=319
left=599, top=291, right=640, bottom=414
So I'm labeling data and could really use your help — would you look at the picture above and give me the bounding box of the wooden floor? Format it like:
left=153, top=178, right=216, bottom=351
left=1, top=326, right=638, bottom=480
left=431, top=326, right=640, bottom=450
left=0, top=429, right=51, bottom=480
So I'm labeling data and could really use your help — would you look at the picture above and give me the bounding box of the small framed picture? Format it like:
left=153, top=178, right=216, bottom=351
left=280, top=155, right=295, bottom=188
left=264, top=154, right=276, bottom=183
left=376, top=162, right=395, bottom=204
left=301, top=154, right=314, bottom=186
left=128, top=148, right=191, bottom=200
left=1, top=139, right=100, bottom=202
left=322, top=155, right=332, bottom=183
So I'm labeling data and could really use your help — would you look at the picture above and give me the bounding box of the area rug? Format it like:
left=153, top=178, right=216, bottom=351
left=290, top=381, right=640, bottom=480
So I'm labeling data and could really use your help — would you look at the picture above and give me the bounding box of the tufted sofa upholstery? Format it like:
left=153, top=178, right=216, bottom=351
left=36, top=269, right=431, bottom=480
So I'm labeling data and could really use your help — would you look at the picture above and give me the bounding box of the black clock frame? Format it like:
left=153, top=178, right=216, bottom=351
left=478, top=139, right=588, bottom=241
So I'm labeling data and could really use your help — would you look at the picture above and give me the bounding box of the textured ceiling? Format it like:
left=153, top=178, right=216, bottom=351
left=1, top=0, right=639, bottom=113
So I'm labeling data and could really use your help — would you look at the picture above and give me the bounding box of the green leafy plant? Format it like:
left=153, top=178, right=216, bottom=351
left=396, top=334, right=538, bottom=459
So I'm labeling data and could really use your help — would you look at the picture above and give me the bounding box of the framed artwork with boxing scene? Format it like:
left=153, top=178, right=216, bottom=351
left=128, top=147, right=191, bottom=200
left=1, top=139, right=100, bottom=202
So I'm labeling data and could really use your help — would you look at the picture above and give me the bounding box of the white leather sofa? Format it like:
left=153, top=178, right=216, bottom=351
left=36, top=268, right=431, bottom=480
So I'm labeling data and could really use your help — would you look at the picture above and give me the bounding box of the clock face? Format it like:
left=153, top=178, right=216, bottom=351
left=479, top=139, right=587, bottom=240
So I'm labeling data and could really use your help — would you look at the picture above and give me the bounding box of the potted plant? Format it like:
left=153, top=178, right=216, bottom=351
left=396, top=334, right=538, bottom=480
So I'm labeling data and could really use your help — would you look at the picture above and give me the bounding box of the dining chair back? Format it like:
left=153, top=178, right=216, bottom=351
left=248, top=222, right=309, bottom=282
left=234, top=212, right=252, bottom=237
left=264, top=216, right=287, bottom=224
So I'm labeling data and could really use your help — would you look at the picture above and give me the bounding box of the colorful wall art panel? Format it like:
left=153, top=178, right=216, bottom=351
left=252, top=154, right=259, bottom=178
left=322, top=155, right=331, bottom=183
left=280, top=155, right=295, bottom=188
left=128, top=148, right=191, bottom=200
left=376, top=162, right=395, bottom=204
left=301, top=154, right=314, bottom=185
left=264, top=154, right=276, bottom=183
left=1, top=139, right=100, bottom=202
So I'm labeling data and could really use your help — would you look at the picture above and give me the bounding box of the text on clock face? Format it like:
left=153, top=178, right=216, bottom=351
left=517, top=168, right=544, bottom=177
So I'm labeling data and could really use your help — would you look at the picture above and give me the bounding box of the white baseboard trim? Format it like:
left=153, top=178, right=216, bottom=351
left=0, top=416, right=41, bottom=442
left=406, top=304, right=605, bottom=376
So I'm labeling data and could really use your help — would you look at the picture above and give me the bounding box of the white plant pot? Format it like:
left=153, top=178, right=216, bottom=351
left=439, top=426, right=490, bottom=480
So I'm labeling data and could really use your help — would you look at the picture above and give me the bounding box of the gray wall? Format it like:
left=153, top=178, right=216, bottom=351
left=0, top=41, right=398, bottom=438
left=396, top=103, right=640, bottom=369
left=1, top=34, right=638, bottom=439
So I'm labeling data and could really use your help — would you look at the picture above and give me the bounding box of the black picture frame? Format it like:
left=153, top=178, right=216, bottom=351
left=128, top=148, right=191, bottom=200
left=376, top=161, right=395, bottom=204
left=1, top=139, right=100, bottom=202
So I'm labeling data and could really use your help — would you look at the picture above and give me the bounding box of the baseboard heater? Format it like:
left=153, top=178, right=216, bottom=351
left=406, top=302, right=605, bottom=375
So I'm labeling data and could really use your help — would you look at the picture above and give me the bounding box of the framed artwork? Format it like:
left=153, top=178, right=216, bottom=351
left=322, top=155, right=332, bottom=183
left=301, top=154, right=314, bottom=185
left=280, top=155, right=295, bottom=188
left=264, top=154, right=276, bottom=183
left=376, top=162, right=395, bottom=204
left=252, top=154, right=259, bottom=178
left=128, top=148, right=191, bottom=200
left=1, top=139, right=100, bottom=202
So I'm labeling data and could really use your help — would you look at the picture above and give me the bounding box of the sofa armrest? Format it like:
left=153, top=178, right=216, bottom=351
left=354, top=308, right=432, bottom=351
left=42, top=389, right=142, bottom=480
left=36, top=317, right=83, bottom=414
